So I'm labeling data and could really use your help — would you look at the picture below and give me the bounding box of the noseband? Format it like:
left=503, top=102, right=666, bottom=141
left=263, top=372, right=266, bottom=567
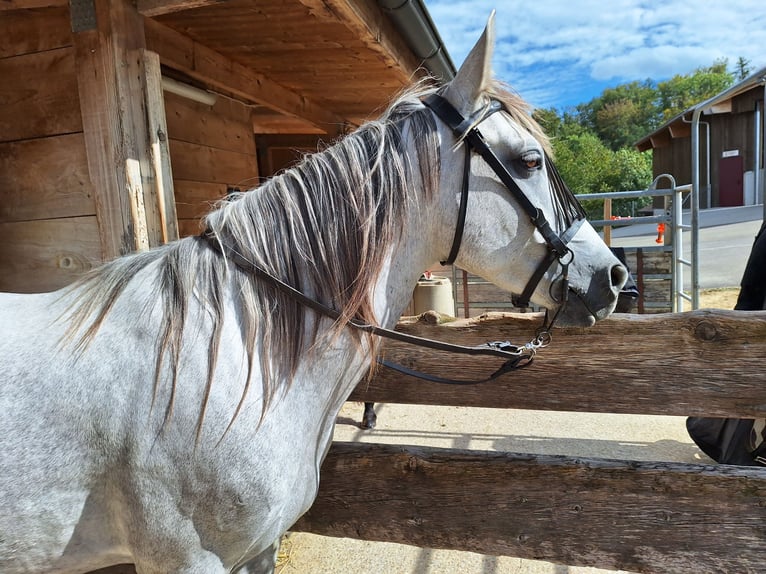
left=422, top=94, right=586, bottom=311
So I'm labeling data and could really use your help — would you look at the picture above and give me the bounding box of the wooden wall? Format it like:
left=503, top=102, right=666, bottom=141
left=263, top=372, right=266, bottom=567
left=0, top=6, right=262, bottom=290
left=165, top=92, right=259, bottom=237
left=0, top=6, right=101, bottom=293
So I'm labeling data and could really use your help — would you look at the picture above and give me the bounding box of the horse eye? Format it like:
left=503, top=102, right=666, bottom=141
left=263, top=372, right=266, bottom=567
left=520, top=154, right=542, bottom=171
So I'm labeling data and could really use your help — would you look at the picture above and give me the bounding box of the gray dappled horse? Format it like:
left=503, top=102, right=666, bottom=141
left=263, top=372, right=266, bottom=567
left=0, top=14, right=626, bottom=574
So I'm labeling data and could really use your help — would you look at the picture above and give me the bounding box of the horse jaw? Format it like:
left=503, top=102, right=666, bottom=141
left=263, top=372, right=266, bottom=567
left=442, top=11, right=495, bottom=115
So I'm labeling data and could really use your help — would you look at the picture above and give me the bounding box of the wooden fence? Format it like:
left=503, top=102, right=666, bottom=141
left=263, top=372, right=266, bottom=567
left=292, top=310, right=766, bottom=573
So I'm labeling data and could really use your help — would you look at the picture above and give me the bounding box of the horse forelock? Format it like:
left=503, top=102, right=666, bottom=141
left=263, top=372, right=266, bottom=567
left=485, top=80, right=552, bottom=156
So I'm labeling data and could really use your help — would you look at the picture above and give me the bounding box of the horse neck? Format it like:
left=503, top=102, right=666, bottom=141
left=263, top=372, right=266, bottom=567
left=370, top=208, right=445, bottom=329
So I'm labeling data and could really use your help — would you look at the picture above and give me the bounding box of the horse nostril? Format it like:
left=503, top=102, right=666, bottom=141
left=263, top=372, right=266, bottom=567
left=611, top=263, right=629, bottom=290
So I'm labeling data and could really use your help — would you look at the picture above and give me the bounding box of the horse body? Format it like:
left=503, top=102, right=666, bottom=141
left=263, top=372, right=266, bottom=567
left=0, top=244, right=429, bottom=573
left=0, top=14, right=626, bottom=573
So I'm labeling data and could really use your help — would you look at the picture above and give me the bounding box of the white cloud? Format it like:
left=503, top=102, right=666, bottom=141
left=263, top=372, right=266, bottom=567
left=425, top=0, right=766, bottom=108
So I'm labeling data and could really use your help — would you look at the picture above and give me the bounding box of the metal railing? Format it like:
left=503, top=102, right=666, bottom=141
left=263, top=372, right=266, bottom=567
left=575, top=174, right=695, bottom=312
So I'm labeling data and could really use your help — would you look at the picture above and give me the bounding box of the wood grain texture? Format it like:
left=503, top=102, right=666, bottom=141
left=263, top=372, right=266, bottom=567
left=168, top=138, right=258, bottom=186
left=0, top=217, right=100, bottom=292
left=0, top=4, right=71, bottom=58
left=0, top=133, right=95, bottom=223
left=0, top=47, right=81, bottom=142
left=350, top=311, right=766, bottom=418
left=164, top=91, right=255, bottom=153
left=295, top=441, right=766, bottom=573
left=143, top=17, right=345, bottom=135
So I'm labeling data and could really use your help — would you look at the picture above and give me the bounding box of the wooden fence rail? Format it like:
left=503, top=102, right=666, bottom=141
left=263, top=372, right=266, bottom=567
left=294, top=442, right=766, bottom=573
left=350, top=310, right=766, bottom=418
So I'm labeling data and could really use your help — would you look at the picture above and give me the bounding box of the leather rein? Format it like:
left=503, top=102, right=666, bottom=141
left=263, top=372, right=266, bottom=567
left=200, top=94, right=586, bottom=385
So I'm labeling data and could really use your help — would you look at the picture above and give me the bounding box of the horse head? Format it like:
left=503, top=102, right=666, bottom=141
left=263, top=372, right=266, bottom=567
left=430, top=12, right=627, bottom=327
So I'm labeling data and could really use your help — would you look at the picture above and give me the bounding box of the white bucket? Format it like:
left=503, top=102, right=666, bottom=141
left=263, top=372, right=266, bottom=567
left=413, top=276, right=454, bottom=316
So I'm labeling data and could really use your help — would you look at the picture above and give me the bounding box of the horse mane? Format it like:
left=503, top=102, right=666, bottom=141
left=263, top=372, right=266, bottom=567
left=63, top=79, right=548, bottom=440
left=63, top=79, right=448, bottom=439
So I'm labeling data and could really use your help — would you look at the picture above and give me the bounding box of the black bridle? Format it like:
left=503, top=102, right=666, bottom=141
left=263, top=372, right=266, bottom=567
left=199, top=93, right=588, bottom=385
left=421, top=93, right=586, bottom=311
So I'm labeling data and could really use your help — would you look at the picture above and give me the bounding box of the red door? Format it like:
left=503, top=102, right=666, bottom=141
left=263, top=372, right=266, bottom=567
left=719, top=155, right=744, bottom=207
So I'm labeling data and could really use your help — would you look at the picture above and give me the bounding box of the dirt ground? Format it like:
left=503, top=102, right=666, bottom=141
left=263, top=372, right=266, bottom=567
left=698, top=286, right=739, bottom=309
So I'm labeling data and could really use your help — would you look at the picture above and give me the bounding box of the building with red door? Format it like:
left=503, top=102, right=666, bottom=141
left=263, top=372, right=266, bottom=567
left=636, top=68, right=765, bottom=209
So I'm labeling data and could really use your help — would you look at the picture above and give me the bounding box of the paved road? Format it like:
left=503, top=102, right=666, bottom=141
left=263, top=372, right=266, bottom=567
left=611, top=205, right=764, bottom=289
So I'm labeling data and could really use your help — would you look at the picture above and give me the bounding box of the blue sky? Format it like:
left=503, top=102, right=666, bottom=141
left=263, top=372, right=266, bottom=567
left=423, top=0, right=766, bottom=110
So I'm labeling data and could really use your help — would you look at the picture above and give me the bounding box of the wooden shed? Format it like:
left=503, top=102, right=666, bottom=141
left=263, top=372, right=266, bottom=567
left=0, top=0, right=454, bottom=293
left=635, top=69, right=765, bottom=209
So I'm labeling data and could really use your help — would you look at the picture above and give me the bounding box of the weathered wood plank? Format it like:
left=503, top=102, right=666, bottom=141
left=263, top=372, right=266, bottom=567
left=177, top=217, right=204, bottom=237
left=74, top=0, right=177, bottom=257
left=168, top=138, right=258, bottom=185
left=164, top=91, right=255, bottom=154
left=350, top=311, right=766, bottom=418
left=137, top=0, right=227, bottom=17
left=0, top=217, right=101, bottom=293
left=142, top=48, right=179, bottom=244
left=73, top=0, right=149, bottom=258
left=0, top=4, right=71, bottom=58
left=173, top=180, right=227, bottom=220
left=296, top=0, right=419, bottom=79
left=0, top=47, right=81, bottom=142
left=294, top=441, right=766, bottom=574
left=0, top=0, right=66, bottom=10
left=0, top=133, right=95, bottom=223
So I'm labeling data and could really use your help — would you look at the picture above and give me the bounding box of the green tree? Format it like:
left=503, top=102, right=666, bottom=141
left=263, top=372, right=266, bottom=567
left=551, top=133, right=653, bottom=221
left=735, top=56, right=751, bottom=80
left=575, top=80, right=658, bottom=150
left=656, top=59, right=734, bottom=120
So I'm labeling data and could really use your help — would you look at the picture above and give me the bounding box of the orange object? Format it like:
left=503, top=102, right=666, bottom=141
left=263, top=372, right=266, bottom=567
left=656, top=223, right=666, bottom=244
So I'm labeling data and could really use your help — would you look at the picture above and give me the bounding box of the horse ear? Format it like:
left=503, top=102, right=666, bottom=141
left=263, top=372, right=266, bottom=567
left=443, top=11, right=495, bottom=114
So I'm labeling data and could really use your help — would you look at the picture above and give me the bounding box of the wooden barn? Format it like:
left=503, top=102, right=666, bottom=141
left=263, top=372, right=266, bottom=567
left=636, top=68, right=766, bottom=209
left=0, top=0, right=454, bottom=294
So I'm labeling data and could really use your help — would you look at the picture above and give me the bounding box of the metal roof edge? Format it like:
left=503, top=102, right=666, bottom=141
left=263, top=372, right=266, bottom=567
left=377, top=0, right=456, bottom=82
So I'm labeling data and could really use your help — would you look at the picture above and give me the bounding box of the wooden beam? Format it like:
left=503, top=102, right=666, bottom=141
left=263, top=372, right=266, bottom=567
left=294, top=441, right=766, bottom=573
left=142, top=49, right=179, bottom=243
left=297, top=0, right=420, bottom=80
left=0, top=0, right=66, bottom=9
left=668, top=121, right=691, bottom=139
left=143, top=18, right=345, bottom=136
left=350, top=310, right=766, bottom=418
left=73, top=0, right=177, bottom=258
left=136, top=0, right=227, bottom=17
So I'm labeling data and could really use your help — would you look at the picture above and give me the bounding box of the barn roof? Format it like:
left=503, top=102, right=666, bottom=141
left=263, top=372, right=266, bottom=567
left=635, top=65, right=766, bottom=152
left=143, top=0, right=456, bottom=135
